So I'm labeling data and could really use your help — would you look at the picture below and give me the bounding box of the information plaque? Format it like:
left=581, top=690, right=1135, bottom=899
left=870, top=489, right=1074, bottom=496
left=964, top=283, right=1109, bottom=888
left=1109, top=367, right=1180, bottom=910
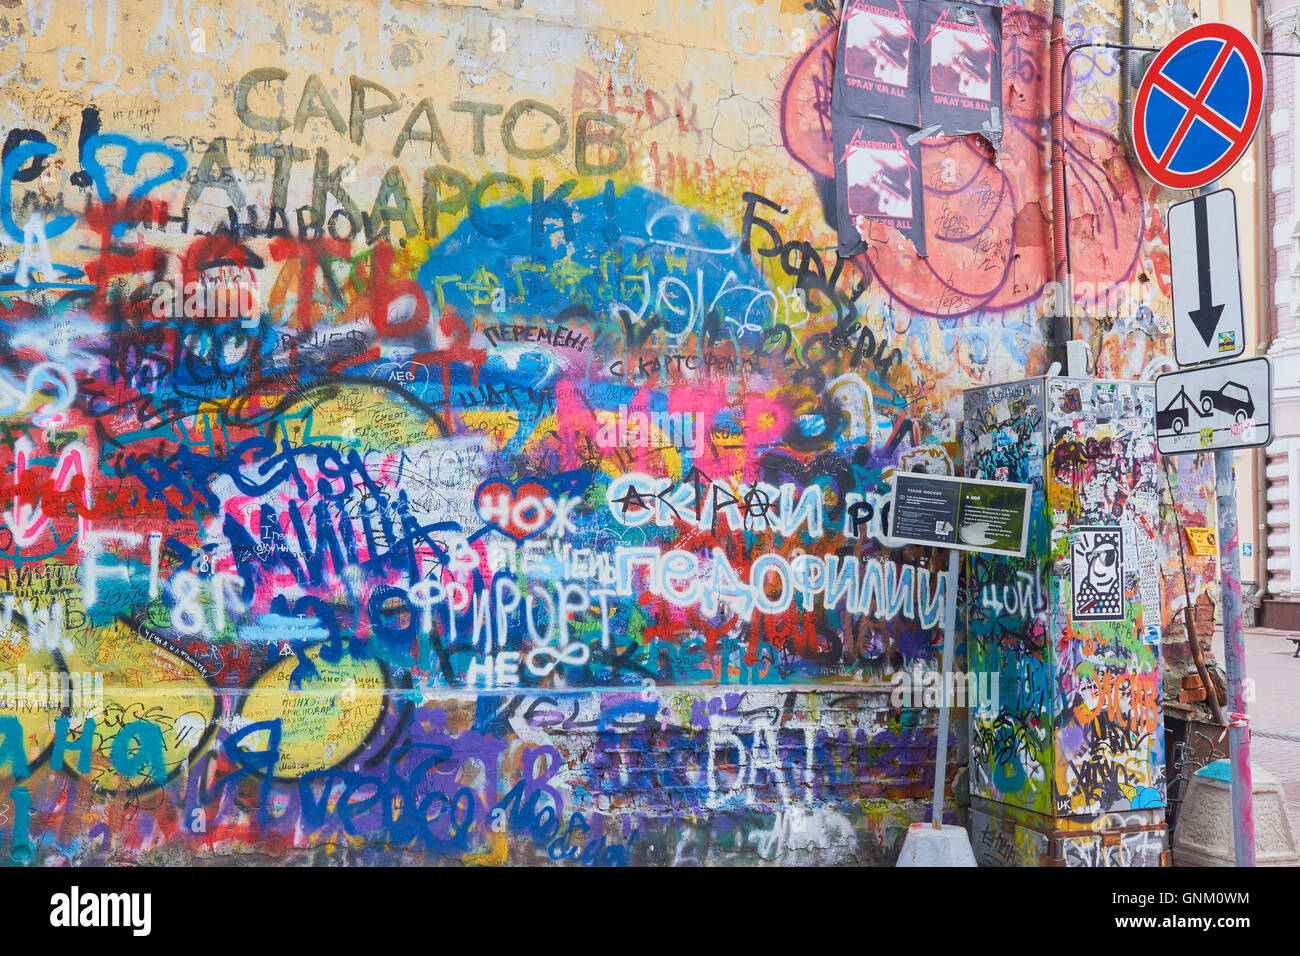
left=888, top=472, right=1033, bottom=558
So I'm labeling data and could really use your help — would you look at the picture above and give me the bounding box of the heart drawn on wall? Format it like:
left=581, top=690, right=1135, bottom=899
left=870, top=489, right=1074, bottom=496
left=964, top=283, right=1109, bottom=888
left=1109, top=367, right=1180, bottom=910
left=474, top=479, right=553, bottom=541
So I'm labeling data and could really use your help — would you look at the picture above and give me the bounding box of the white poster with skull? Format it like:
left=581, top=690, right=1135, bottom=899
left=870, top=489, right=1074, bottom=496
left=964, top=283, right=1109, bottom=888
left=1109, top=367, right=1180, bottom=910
left=1070, top=526, right=1125, bottom=622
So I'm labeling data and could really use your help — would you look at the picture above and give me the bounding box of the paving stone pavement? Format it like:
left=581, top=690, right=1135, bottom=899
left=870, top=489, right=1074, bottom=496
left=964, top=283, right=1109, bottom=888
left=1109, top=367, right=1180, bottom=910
left=1211, top=626, right=1300, bottom=849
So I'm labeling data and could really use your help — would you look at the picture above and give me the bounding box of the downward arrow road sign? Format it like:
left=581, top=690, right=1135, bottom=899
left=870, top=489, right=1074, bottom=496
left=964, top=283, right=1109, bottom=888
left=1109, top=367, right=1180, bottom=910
left=1168, top=188, right=1246, bottom=367
left=1188, top=194, right=1224, bottom=347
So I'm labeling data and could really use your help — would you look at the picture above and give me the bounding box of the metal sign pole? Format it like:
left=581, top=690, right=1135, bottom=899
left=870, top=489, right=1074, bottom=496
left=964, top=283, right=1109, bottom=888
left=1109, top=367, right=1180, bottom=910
left=1065, top=25, right=1283, bottom=870
left=1153, top=141, right=1269, bottom=865
left=932, top=547, right=960, bottom=829
left=1198, top=171, right=1255, bottom=867
left=890, top=473, right=1028, bottom=865
left=1214, top=448, right=1255, bottom=865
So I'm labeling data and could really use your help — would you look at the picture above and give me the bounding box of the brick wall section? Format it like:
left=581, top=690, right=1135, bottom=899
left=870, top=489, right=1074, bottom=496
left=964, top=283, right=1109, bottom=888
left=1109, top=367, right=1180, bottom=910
left=4, top=689, right=960, bottom=866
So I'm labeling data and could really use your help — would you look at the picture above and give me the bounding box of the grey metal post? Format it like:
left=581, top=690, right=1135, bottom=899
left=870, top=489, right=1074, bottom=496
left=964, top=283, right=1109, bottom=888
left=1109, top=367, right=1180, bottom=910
left=1214, top=448, right=1255, bottom=865
left=932, top=547, right=961, bottom=829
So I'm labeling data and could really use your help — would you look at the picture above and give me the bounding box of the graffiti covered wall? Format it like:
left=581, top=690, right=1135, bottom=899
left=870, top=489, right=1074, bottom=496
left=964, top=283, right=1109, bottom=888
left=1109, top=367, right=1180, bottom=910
left=0, top=0, right=1208, bottom=865
left=964, top=378, right=1052, bottom=815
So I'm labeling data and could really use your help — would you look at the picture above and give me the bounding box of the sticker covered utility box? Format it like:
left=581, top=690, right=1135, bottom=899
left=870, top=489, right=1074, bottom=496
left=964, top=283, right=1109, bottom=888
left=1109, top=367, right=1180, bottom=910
left=961, top=377, right=1168, bottom=867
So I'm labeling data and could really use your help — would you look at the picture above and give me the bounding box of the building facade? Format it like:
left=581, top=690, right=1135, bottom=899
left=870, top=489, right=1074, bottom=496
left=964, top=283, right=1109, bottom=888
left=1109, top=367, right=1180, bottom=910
left=1263, top=0, right=1300, bottom=628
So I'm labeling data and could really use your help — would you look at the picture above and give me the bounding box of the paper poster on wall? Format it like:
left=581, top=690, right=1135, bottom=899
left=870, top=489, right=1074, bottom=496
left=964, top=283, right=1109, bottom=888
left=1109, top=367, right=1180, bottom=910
left=1139, top=564, right=1162, bottom=621
left=1071, top=526, right=1125, bottom=622
left=833, top=114, right=927, bottom=257
left=833, top=0, right=922, bottom=126
left=1185, top=527, right=1218, bottom=556
left=919, top=0, right=1003, bottom=149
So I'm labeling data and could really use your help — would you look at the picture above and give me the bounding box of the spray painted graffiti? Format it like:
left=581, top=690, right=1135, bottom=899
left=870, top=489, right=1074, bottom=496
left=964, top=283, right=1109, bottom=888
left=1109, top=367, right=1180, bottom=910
left=0, top=0, right=1200, bottom=865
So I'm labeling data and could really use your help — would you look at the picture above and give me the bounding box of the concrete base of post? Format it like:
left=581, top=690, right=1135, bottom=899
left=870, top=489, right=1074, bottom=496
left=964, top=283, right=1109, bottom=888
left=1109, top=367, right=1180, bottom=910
left=1172, top=760, right=1299, bottom=866
left=895, top=823, right=978, bottom=867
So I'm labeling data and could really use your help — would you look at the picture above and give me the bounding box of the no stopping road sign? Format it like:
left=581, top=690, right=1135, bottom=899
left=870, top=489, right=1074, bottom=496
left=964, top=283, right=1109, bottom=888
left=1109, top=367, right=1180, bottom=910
left=1131, top=22, right=1265, bottom=191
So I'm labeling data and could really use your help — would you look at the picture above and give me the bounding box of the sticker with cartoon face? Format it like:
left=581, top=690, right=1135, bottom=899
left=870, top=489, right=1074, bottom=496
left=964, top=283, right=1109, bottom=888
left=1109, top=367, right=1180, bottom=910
left=1071, top=526, right=1125, bottom=622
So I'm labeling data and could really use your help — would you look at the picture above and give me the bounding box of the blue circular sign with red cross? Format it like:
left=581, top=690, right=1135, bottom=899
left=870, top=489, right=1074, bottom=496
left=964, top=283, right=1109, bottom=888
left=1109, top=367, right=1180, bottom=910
left=1132, top=22, right=1265, bottom=191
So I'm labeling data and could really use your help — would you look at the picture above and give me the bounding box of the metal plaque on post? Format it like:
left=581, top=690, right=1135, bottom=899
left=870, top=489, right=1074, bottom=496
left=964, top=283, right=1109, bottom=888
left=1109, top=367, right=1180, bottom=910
left=1154, top=355, right=1273, bottom=456
left=1169, top=188, right=1247, bottom=367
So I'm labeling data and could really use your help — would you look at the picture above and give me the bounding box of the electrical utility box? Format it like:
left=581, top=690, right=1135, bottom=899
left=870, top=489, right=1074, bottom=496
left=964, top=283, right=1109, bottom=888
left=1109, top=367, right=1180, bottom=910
left=961, top=377, right=1168, bottom=867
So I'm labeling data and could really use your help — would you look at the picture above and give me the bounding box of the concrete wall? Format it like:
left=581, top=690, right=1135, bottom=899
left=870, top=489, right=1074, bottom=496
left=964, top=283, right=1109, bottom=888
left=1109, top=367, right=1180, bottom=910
left=0, top=0, right=1214, bottom=865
